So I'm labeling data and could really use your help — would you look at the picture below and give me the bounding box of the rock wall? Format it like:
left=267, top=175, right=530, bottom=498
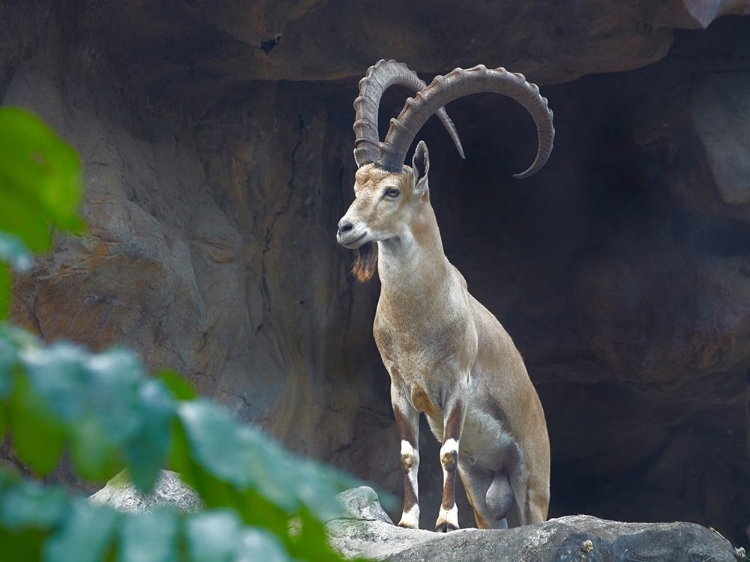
left=1, top=0, right=749, bottom=546
left=3, top=24, right=367, bottom=466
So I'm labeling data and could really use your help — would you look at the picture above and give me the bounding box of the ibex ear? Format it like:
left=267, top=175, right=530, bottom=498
left=411, top=140, right=430, bottom=194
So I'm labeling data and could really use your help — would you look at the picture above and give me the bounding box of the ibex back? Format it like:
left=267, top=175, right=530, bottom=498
left=337, top=60, right=553, bottom=531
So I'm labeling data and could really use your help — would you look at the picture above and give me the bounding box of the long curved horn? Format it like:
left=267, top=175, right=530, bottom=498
left=353, top=59, right=465, bottom=168
left=378, top=65, right=554, bottom=178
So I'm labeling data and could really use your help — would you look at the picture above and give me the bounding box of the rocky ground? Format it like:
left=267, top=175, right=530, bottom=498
left=90, top=475, right=742, bottom=561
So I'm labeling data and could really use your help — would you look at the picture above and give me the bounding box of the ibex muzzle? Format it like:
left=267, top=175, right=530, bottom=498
left=337, top=60, right=552, bottom=531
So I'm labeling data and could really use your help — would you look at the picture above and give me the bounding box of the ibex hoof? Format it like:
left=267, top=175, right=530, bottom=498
left=435, top=521, right=459, bottom=533
left=435, top=504, right=459, bottom=532
left=397, top=520, right=419, bottom=530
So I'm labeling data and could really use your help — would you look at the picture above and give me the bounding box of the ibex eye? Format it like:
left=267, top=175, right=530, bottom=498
left=385, top=187, right=400, bottom=198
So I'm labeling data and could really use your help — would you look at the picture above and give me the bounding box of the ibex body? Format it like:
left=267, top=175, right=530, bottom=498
left=337, top=61, right=553, bottom=531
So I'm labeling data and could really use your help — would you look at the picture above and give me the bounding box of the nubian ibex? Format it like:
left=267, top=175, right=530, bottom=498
left=336, top=60, right=553, bottom=531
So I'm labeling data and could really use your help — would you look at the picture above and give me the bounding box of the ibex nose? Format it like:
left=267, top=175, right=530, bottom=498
left=337, top=220, right=354, bottom=236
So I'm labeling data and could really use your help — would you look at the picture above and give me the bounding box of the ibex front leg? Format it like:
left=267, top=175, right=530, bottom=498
left=435, top=395, right=465, bottom=532
left=392, top=388, right=420, bottom=529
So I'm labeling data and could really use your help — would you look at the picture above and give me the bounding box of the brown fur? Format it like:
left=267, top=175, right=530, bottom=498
left=352, top=242, right=378, bottom=282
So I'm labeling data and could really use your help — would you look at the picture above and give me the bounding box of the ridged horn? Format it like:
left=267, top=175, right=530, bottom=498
left=378, top=65, right=554, bottom=178
left=353, top=59, right=465, bottom=168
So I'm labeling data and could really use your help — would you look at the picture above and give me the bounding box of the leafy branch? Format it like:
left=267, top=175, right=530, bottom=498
left=0, top=107, right=362, bottom=561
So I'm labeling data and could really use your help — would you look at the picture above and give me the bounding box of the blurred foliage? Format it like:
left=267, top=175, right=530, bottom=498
left=0, top=107, right=362, bottom=561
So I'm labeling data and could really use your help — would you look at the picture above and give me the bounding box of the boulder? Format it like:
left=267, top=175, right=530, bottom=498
left=89, top=470, right=201, bottom=514
left=327, top=487, right=739, bottom=562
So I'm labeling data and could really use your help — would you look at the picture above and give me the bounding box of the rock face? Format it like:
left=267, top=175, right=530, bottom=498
left=327, top=487, right=738, bottom=561
left=12, top=0, right=748, bottom=93
left=2, top=0, right=750, bottom=548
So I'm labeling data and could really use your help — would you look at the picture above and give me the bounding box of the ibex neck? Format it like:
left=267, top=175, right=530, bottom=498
left=377, top=204, right=450, bottom=296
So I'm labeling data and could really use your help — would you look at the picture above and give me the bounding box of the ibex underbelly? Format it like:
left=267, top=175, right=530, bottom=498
left=387, top=344, right=524, bottom=474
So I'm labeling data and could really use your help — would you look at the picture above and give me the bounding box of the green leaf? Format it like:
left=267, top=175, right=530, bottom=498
left=240, top=433, right=299, bottom=513
left=184, top=462, right=240, bottom=512
left=0, top=193, right=53, bottom=252
left=176, top=399, right=353, bottom=522
left=20, top=342, right=88, bottom=422
left=243, top=429, right=350, bottom=518
left=0, top=322, right=40, bottom=350
left=69, top=413, right=119, bottom=482
left=8, top=374, right=66, bottom=475
left=234, top=488, right=289, bottom=538
left=167, top=417, right=194, bottom=483
left=177, top=400, right=251, bottom=488
left=0, top=108, right=84, bottom=241
left=44, top=503, right=118, bottom=562
left=0, top=476, right=58, bottom=562
left=0, top=402, right=6, bottom=443
left=0, top=262, right=9, bottom=318
left=0, top=527, right=48, bottom=562
left=184, top=510, right=241, bottom=562
left=287, top=509, right=342, bottom=562
left=157, top=370, right=197, bottom=401
left=124, top=380, right=175, bottom=493
left=0, top=232, right=33, bottom=271
left=293, top=459, right=351, bottom=520
left=235, top=528, right=290, bottom=562
left=169, top=420, right=241, bottom=512
left=0, top=480, right=68, bottom=530
left=84, top=348, right=145, bottom=444
left=0, top=466, right=20, bottom=489
left=118, top=510, right=178, bottom=562
left=0, top=332, right=14, bottom=397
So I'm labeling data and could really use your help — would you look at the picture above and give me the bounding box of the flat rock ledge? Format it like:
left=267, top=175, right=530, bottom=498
left=89, top=473, right=739, bottom=562
left=326, top=487, right=739, bottom=562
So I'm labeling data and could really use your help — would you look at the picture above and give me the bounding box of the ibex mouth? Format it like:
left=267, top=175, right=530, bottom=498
left=337, top=231, right=367, bottom=249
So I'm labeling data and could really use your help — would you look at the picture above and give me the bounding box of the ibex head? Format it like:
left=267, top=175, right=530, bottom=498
left=337, top=141, right=431, bottom=281
left=337, top=60, right=555, bottom=282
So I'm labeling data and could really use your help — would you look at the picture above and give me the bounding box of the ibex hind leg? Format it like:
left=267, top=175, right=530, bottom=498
left=501, top=441, right=546, bottom=526
left=458, top=462, right=512, bottom=530
left=508, top=466, right=548, bottom=525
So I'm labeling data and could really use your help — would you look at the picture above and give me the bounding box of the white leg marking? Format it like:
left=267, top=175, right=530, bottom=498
left=440, top=439, right=458, bottom=460
left=437, top=438, right=460, bottom=530
left=437, top=504, right=459, bottom=529
left=401, top=439, right=419, bottom=495
left=398, top=503, right=420, bottom=529
left=440, top=438, right=459, bottom=481
left=399, top=439, right=420, bottom=528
